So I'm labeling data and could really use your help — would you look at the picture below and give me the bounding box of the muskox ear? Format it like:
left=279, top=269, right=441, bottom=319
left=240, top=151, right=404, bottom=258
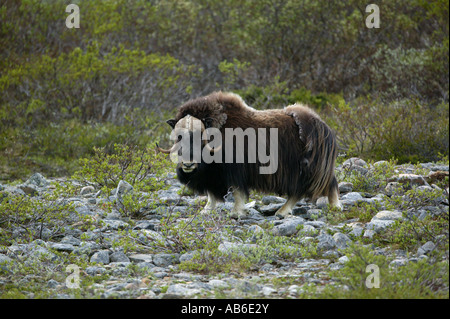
left=166, top=119, right=177, bottom=129
left=203, top=117, right=214, bottom=129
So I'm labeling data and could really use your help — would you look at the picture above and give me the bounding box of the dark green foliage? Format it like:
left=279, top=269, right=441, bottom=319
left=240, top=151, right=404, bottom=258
left=319, top=243, right=449, bottom=299
left=326, top=99, right=449, bottom=163
left=0, top=187, right=76, bottom=246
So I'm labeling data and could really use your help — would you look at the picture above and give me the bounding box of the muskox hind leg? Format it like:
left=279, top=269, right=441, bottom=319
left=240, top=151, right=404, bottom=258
left=229, top=188, right=248, bottom=219
left=275, top=196, right=300, bottom=218
left=328, top=176, right=343, bottom=210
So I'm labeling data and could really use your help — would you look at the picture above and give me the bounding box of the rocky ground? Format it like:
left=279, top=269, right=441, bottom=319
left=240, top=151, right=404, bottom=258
left=0, top=158, right=448, bottom=299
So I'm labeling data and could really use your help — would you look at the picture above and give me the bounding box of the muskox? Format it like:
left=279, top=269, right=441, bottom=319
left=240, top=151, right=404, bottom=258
left=157, top=92, right=341, bottom=218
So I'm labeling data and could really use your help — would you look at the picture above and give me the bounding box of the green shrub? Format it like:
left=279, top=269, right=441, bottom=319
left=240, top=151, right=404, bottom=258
left=327, top=99, right=449, bottom=163
left=317, top=243, right=449, bottom=298
left=0, top=43, right=196, bottom=126
left=377, top=187, right=449, bottom=250
left=338, top=159, right=398, bottom=193
left=0, top=188, right=75, bottom=246
left=73, top=143, right=174, bottom=193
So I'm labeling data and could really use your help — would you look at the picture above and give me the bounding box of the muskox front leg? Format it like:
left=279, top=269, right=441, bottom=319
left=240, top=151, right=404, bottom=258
left=200, top=191, right=217, bottom=215
left=275, top=196, right=300, bottom=218
left=229, top=188, right=248, bottom=219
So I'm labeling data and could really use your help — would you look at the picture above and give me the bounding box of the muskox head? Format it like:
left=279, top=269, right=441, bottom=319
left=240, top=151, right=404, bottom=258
left=156, top=115, right=221, bottom=173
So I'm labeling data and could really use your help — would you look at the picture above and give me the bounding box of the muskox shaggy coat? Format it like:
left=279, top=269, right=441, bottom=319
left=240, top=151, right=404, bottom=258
left=161, top=91, right=341, bottom=218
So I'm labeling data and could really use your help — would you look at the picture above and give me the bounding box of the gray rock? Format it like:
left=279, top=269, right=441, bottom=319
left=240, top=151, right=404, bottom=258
left=236, top=280, right=262, bottom=294
left=372, top=210, right=403, bottom=221
left=341, top=192, right=364, bottom=201
left=157, top=190, right=181, bottom=205
left=60, top=235, right=81, bottom=246
left=179, top=252, right=195, bottom=262
left=102, top=219, right=129, bottom=230
left=72, top=241, right=101, bottom=256
left=338, top=256, right=350, bottom=263
left=152, top=253, right=180, bottom=267
left=262, top=286, right=277, bottom=296
left=349, top=226, right=364, bottom=237
left=116, top=180, right=133, bottom=198
left=90, top=250, right=110, bottom=264
left=3, top=186, right=26, bottom=196
left=27, top=243, right=58, bottom=262
left=47, top=279, right=60, bottom=288
left=272, top=217, right=305, bottom=236
left=133, top=220, right=157, bottom=231
left=208, top=279, right=229, bottom=289
left=292, top=206, right=309, bottom=216
left=17, top=184, right=38, bottom=196
left=366, top=219, right=395, bottom=233
left=343, top=158, right=368, bottom=175
left=315, top=197, right=329, bottom=209
left=390, top=258, right=408, bottom=267
left=288, top=285, right=300, bottom=295
left=338, top=182, right=353, bottom=194
left=259, top=203, right=284, bottom=215
left=385, top=182, right=402, bottom=196
left=297, top=224, right=318, bottom=237
left=50, top=243, right=75, bottom=252
left=373, top=160, right=389, bottom=167
left=304, top=220, right=327, bottom=228
left=261, top=196, right=286, bottom=205
left=333, top=232, right=352, bottom=250
left=417, top=241, right=435, bottom=256
left=305, top=209, right=323, bottom=220
left=241, top=208, right=265, bottom=222
left=129, top=253, right=153, bottom=263
left=317, top=233, right=336, bottom=251
left=74, top=204, right=92, bottom=215
left=247, top=224, right=265, bottom=242
left=26, top=173, right=50, bottom=187
left=329, top=262, right=344, bottom=270
left=366, top=210, right=403, bottom=233
left=85, top=266, right=107, bottom=276
left=80, top=186, right=95, bottom=195
left=110, top=251, right=130, bottom=263
left=363, top=229, right=376, bottom=238
left=343, top=157, right=368, bottom=168
left=166, top=284, right=201, bottom=297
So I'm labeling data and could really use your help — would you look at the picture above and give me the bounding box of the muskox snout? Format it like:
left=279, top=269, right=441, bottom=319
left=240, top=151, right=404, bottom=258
left=181, top=161, right=198, bottom=173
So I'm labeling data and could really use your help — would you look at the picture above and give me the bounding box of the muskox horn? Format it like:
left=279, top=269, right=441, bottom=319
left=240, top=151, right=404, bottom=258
left=155, top=143, right=175, bottom=154
left=204, top=142, right=222, bottom=153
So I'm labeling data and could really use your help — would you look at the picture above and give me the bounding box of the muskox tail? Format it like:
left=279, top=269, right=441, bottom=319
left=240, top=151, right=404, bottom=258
left=307, top=117, right=338, bottom=201
left=285, top=104, right=338, bottom=201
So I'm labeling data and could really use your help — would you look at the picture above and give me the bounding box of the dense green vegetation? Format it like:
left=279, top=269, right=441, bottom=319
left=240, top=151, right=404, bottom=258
left=1, top=0, right=448, bottom=180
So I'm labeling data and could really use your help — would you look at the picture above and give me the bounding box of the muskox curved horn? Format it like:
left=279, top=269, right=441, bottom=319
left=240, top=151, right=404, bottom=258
left=155, top=143, right=175, bottom=154
left=204, top=142, right=222, bottom=153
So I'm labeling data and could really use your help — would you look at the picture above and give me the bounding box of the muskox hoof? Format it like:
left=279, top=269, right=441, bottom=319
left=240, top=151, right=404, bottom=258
left=334, top=202, right=344, bottom=211
left=229, top=210, right=248, bottom=219
left=329, top=200, right=343, bottom=211
left=274, top=209, right=292, bottom=219
left=199, top=208, right=213, bottom=215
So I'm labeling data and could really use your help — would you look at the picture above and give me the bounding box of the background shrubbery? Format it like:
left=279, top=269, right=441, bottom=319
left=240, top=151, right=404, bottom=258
left=0, top=0, right=448, bottom=180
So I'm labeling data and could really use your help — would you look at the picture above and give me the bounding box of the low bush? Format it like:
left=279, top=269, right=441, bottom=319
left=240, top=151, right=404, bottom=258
left=317, top=243, right=449, bottom=298
left=326, top=99, right=449, bottom=163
